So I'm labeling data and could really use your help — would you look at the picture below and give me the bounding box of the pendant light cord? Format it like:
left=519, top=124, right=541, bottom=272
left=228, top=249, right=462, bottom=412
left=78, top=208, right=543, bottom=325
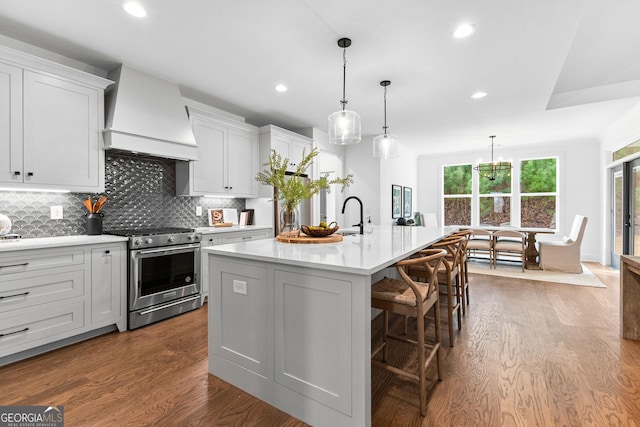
left=383, top=85, right=388, bottom=135
left=341, top=48, right=347, bottom=110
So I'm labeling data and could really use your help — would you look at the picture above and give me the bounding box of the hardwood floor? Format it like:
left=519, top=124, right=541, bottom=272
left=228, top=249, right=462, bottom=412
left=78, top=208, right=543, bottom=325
left=1, top=262, right=639, bottom=426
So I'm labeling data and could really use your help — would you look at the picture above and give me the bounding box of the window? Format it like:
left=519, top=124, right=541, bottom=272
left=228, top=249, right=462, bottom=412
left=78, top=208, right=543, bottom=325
left=443, top=164, right=471, bottom=226
left=478, top=163, right=512, bottom=226
left=520, top=158, right=557, bottom=229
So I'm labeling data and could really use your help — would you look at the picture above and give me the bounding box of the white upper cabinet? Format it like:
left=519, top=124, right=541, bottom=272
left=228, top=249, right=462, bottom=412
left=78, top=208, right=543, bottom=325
left=176, top=105, right=259, bottom=197
left=258, top=125, right=313, bottom=198
left=0, top=62, right=22, bottom=185
left=0, top=45, right=112, bottom=192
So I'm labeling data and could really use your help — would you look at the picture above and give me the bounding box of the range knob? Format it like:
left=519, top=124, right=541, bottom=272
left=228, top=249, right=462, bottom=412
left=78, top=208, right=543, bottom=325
left=134, top=238, right=143, bottom=246
left=168, top=236, right=176, bottom=243
left=187, top=235, right=194, bottom=241
left=145, top=238, right=153, bottom=244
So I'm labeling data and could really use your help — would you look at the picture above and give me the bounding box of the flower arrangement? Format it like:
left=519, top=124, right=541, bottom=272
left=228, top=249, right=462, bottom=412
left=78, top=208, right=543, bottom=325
left=255, top=147, right=354, bottom=213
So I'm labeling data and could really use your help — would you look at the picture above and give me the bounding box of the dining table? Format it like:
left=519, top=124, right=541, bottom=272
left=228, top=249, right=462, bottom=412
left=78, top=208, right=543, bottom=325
left=470, top=226, right=556, bottom=268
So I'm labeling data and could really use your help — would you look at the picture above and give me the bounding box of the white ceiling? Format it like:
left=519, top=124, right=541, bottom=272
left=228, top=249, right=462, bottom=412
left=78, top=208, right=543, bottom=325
left=1, top=0, right=640, bottom=156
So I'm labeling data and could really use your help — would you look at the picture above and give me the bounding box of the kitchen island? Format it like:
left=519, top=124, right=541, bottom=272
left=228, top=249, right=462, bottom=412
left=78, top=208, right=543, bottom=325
left=202, top=225, right=453, bottom=426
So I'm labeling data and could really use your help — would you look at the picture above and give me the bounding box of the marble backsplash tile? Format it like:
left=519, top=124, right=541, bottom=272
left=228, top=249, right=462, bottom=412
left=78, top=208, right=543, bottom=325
left=0, top=152, right=246, bottom=238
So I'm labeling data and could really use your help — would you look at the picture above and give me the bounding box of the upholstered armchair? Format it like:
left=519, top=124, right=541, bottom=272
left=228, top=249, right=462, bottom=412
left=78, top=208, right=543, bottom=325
left=539, top=215, right=588, bottom=273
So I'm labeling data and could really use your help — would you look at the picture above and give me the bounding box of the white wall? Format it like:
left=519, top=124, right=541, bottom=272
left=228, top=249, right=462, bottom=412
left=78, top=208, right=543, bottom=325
left=342, top=136, right=380, bottom=228
left=341, top=138, right=418, bottom=228
left=378, top=143, right=418, bottom=225
left=417, top=138, right=602, bottom=262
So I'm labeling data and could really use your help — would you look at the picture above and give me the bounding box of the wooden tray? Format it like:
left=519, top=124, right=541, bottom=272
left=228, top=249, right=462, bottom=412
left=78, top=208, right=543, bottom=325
left=276, top=234, right=343, bottom=244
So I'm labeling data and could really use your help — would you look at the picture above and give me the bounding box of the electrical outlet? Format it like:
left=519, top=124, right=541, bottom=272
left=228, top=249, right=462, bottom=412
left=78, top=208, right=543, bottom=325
left=232, top=280, right=247, bottom=295
left=50, top=206, right=63, bottom=219
left=196, top=206, right=203, bottom=216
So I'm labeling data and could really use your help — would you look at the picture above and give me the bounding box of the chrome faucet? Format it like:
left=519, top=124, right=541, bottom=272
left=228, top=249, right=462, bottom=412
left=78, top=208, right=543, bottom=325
left=341, top=196, right=364, bottom=235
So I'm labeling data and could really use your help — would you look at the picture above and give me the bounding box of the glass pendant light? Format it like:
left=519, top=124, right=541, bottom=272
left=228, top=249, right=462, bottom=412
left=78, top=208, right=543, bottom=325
left=373, top=80, right=399, bottom=159
left=328, top=38, right=361, bottom=145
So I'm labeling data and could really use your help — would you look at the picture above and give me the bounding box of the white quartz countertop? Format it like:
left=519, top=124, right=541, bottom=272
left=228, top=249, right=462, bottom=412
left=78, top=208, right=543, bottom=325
left=0, top=235, right=128, bottom=252
left=202, top=225, right=456, bottom=275
left=195, top=225, right=272, bottom=234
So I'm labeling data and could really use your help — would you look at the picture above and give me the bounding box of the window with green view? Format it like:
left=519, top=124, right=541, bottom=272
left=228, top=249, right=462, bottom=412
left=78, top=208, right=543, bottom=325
left=443, top=164, right=471, bottom=226
left=478, top=162, right=512, bottom=226
left=520, top=157, right=557, bottom=229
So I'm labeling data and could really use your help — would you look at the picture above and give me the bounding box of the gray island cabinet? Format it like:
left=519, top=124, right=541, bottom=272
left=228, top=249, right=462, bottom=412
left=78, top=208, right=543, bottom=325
left=202, top=225, right=453, bottom=426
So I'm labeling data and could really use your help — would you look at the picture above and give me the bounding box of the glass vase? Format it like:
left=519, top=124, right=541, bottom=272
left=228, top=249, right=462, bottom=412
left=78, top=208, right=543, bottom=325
left=279, top=205, right=300, bottom=237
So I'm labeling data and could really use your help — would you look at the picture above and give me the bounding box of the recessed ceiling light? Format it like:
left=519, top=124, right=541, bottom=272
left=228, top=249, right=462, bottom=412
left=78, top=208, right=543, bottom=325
left=121, top=1, right=146, bottom=18
left=471, top=91, right=487, bottom=99
left=454, top=23, right=476, bottom=38
left=274, top=84, right=288, bottom=92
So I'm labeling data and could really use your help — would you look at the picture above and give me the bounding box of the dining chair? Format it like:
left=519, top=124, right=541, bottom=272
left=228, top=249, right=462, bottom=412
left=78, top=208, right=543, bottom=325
left=466, top=229, right=494, bottom=267
left=539, top=215, right=588, bottom=273
left=371, top=248, right=447, bottom=416
left=492, top=230, right=526, bottom=271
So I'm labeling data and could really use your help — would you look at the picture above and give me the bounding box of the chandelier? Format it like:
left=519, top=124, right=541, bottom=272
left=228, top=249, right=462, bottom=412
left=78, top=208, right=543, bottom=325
left=373, top=80, right=399, bottom=159
left=328, top=38, right=361, bottom=145
left=473, top=135, right=512, bottom=181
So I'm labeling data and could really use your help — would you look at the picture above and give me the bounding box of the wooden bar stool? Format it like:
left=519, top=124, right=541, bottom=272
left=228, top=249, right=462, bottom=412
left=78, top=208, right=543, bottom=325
left=409, top=236, right=464, bottom=346
left=446, top=230, right=471, bottom=314
left=371, top=248, right=447, bottom=416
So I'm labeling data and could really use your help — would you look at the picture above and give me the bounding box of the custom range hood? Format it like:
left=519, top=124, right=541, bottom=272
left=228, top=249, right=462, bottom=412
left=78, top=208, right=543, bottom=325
left=104, top=64, right=198, bottom=160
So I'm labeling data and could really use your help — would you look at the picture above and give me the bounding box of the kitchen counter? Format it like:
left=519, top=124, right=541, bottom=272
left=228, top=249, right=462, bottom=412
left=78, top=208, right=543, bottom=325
left=0, top=235, right=128, bottom=252
left=203, top=225, right=455, bottom=275
left=203, top=225, right=453, bottom=426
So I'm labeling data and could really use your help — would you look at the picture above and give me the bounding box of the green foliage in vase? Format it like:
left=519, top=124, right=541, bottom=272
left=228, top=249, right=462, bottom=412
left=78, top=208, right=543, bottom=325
left=256, top=147, right=354, bottom=211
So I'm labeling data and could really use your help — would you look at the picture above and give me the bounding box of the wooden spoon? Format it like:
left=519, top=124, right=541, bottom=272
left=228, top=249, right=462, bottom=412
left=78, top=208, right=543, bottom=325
left=94, top=195, right=108, bottom=213
left=83, top=198, right=93, bottom=213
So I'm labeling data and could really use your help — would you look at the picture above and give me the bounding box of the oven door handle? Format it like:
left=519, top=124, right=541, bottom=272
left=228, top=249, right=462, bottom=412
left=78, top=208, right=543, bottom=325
left=138, top=295, right=201, bottom=315
left=133, top=244, right=201, bottom=257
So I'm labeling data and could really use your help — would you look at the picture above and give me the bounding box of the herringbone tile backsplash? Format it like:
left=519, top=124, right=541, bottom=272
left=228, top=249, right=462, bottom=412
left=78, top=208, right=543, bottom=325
left=0, top=152, right=246, bottom=238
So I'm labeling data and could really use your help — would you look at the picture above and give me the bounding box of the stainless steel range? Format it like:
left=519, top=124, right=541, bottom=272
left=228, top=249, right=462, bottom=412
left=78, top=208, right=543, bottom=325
left=105, top=227, right=202, bottom=330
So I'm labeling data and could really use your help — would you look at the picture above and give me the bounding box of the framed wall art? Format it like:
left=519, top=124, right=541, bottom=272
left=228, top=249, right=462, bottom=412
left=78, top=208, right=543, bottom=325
left=392, top=184, right=402, bottom=218
left=403, top=186, right=412, bottom=218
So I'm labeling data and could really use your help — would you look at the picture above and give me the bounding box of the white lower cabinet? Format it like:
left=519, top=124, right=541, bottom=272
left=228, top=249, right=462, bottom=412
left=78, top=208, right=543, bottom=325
left=90, top=244, right=124, bottom=329
left=0, top=242, right=126, bottom=362
left=200, top=228, right=272, bottom=303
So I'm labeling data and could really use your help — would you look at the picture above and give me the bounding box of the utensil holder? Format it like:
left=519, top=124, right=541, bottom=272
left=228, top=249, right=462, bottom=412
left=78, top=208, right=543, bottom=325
left=86, top=213, right=104, bottom=235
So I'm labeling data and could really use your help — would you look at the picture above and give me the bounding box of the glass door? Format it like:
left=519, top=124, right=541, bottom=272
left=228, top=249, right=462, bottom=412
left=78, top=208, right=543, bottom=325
left=611, top=165, right=623, bottom=269
left=612, top=158, right=640, bottom=268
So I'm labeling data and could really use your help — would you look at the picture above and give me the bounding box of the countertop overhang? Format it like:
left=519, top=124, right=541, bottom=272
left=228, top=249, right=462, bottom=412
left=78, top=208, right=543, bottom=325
left=202, top=225, right=456, bottom=275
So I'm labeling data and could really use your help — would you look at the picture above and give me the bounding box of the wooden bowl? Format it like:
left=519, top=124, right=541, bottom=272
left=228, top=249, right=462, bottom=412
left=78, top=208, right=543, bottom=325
left=301, top=222, right=339, bottom=237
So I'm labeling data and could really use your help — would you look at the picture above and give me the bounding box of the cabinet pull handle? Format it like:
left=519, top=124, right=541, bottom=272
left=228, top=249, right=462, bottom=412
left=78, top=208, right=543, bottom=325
left=0, top=327, right=29, bottom=338
left=13, top=171, right=20, bottom=176
left=105, top=250, right=110, bottom=254
left=0, top=262, right=29, bottom=269
left=242, top=236, right=253, bottom=240
left=0, top=291, right=30, bottom=300
left=27, top=172, right=34, bottom=177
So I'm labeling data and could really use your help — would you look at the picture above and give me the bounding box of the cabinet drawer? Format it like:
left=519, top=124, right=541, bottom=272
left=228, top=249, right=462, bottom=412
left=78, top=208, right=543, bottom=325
left=0, top=300, right=85, bottom=357
left=217, top=231, right=271, bottom=245
left=0, top=249, right=85, bottom=276
left=201, top=234, right=218, bottom=247
left=0, top=269, right=85, bottom=313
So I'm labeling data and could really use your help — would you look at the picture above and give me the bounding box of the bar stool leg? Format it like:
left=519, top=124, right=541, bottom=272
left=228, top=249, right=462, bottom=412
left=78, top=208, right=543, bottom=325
left=383, top=310, right=389, bottom=362
left=417, top=308, right=427, bottom=416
